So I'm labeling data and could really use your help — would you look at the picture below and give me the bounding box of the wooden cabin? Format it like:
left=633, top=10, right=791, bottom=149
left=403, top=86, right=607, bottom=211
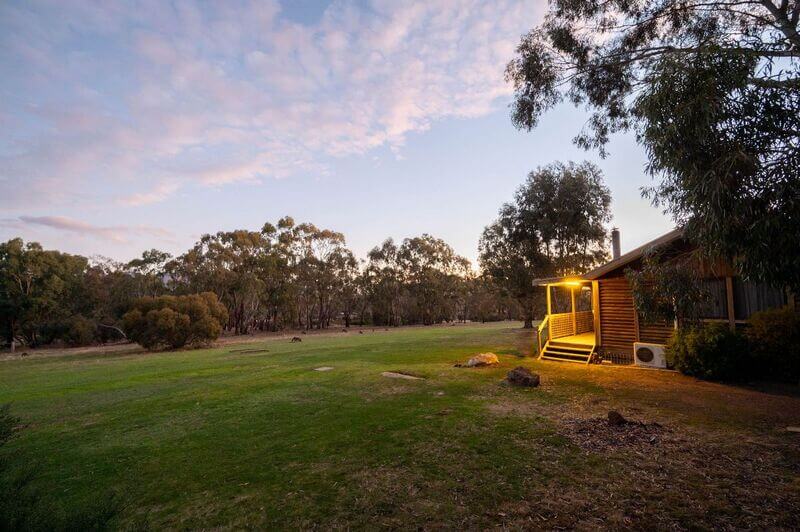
left=534, top=229, right=793, bottom=364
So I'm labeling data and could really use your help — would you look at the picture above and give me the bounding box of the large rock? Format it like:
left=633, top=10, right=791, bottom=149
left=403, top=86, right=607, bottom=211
left=506, top=366, right=540, bottom=387
left=459, top=353, right=500, bottom=367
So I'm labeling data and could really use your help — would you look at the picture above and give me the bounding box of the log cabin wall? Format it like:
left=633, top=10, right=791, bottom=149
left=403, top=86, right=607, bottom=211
left=597, top=277, right=638, bottom=363
left=638, top=322, right=673, bottom=344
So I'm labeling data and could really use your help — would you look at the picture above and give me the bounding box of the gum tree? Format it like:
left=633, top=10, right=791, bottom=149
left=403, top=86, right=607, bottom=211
left=507, top=0, right=800, bottom=289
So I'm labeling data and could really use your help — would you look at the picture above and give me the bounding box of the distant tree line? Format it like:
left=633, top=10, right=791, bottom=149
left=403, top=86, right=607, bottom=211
left=0, top=218, right=522, bottom=349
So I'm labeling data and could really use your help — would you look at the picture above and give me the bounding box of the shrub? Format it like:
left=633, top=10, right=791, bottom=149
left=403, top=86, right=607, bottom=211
left=37, top=316, right=97, bottom=347
left=122, top=292, right=228, bottom=350
left=666, top=322, right=751, bottom=381
left=746, top=308, right=800, bottom=383
left=63, top=316, right=97, bottom=347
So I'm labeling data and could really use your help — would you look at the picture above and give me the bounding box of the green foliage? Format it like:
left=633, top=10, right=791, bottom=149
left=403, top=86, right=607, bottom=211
left=666, top=323, right=751, bottom=382
left=123, top=292, right=227, bottom=350
left=746, top=308, right=800, bottom=383
left=0, top=238, right=90, bottom=347
left=479, top=161, right=611, bottom=326
left=637, top=49, right=800, bottom=291
left=627, top=252, right=709, bottom=326
left=63, top=316, right=97, bottom=347
left=1, top=218, right=520, bottom=346
left=364, top=235, right=474, bottom=326
left=38, top=316, right=98, bottom=347
left=507, top=0, right=800, bottom=290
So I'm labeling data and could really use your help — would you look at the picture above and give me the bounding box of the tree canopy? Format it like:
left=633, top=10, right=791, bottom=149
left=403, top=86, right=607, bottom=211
left=480, top=161, right=612, bottom=327
left=1, top=220, right=522, bottom=349
left=507, top=0, right=800, bottom=289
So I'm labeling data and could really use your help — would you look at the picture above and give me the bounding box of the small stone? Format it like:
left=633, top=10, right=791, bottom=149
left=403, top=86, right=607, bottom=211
left=608, top=411, right=627, bottom=426
left=506, top=366, right=540, bottom=387
left=314, top=367, right=334, bottom=372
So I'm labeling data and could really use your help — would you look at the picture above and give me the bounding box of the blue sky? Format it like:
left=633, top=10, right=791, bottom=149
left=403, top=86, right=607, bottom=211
left=0, top=0, right=672, bottom=265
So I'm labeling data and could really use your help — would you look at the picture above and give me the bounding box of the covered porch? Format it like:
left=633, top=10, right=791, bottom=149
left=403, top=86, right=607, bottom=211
left=535, top=278, right=599, bottom=363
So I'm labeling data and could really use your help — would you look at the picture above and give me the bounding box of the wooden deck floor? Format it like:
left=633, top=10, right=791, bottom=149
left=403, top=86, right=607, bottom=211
left=551, top=332, right=595, bottom=346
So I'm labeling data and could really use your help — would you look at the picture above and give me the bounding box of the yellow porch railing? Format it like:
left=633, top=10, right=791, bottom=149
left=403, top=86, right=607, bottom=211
left=538, top=310, right=595, bottom=356
left=537, top=315, right=549, bottom=357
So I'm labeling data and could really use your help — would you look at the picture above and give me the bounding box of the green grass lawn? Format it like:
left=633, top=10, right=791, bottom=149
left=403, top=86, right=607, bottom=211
left=1, top=323, right=799, bottom=530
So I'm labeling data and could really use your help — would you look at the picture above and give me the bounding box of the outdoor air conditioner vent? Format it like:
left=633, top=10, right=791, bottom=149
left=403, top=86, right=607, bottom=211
left=636, top=346, right=654, bottom=363
left=633, top=342, right=667, bottom=369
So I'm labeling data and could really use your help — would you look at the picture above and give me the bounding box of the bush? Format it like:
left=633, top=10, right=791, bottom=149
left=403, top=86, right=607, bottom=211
left=746, top=308, right=800, bottom=383
left=37, top=316, right=97, bottom=347
left=122, top=292, right=228, bottom=350
left=63, top=316, right=97, bottom=347
left=666, top=322, right=751, bottom=381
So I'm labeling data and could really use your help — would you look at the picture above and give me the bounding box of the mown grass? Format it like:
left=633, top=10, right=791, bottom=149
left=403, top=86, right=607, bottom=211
left=1, top=322, right=799, bottom=529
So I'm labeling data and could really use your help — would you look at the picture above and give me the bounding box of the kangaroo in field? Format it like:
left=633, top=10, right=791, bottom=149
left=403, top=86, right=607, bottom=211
left=291, top=336, right=302, bottom=342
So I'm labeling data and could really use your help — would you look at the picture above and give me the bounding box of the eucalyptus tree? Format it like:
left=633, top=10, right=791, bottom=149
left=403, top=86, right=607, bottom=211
left=480, top=162, right=612, bottom=327
left=364, top=239, right=404, bottom=326
left=0, top=238, right=89, bottom=347
left=173, top=230, right=274, bottom=334
left=276, top=218, right=357, bottom=329
left=397, top=235, right=472, bottom=325
left=123, top=248, right=172, bottom=300
left=507, top=0, right=800, bottom=288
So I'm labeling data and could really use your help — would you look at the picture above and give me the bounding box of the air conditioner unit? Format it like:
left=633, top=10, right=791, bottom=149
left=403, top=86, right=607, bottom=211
left=633, top=342, right=667, bottom=369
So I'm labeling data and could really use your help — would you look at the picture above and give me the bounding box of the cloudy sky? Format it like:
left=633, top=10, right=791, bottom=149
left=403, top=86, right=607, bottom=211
left=0, top=0, right=672, bottom=265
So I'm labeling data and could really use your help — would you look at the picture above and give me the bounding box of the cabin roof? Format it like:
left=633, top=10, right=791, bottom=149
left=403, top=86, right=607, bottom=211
left=581, top=227, right=684, bottom=280
left=532, top=228, right=684, bottom=286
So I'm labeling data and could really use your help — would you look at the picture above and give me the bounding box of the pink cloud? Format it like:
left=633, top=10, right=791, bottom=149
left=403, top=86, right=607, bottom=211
left=119, top=182, right=180, bottom=206
left=0, top=0, right=544, bottom=209
left=1, top=216, right=174, bottom=244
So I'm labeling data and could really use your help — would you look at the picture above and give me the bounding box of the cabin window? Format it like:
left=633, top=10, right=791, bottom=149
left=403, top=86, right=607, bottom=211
left=732, top=278, right=786, bottom=319
left=698, top=278, right=728, bottom=319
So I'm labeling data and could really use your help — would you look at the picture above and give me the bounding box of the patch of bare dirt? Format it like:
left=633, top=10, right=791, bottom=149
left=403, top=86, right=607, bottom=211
left=381, top=371, right=424, bottom=380
left=559, top=416, right=669, bottom=452
left=229, top=348, right=270, bottom=354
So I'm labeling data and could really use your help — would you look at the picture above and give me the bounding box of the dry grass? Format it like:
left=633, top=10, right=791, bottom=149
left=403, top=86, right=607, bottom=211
left=477, top=359, right=800, bottom=530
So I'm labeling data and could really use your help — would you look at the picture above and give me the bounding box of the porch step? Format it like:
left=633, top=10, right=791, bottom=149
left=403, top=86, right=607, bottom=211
left=547, top=341, right=593, bottom=353
left=540, top=341, right=593, bottom=364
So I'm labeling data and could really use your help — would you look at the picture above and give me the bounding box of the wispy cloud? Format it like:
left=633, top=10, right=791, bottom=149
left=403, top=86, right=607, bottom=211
left=0, top=0, right=542, bottom=208
left=0, top=216, right=174, bottom=244
left=119, top=182, right=180, bottom=206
